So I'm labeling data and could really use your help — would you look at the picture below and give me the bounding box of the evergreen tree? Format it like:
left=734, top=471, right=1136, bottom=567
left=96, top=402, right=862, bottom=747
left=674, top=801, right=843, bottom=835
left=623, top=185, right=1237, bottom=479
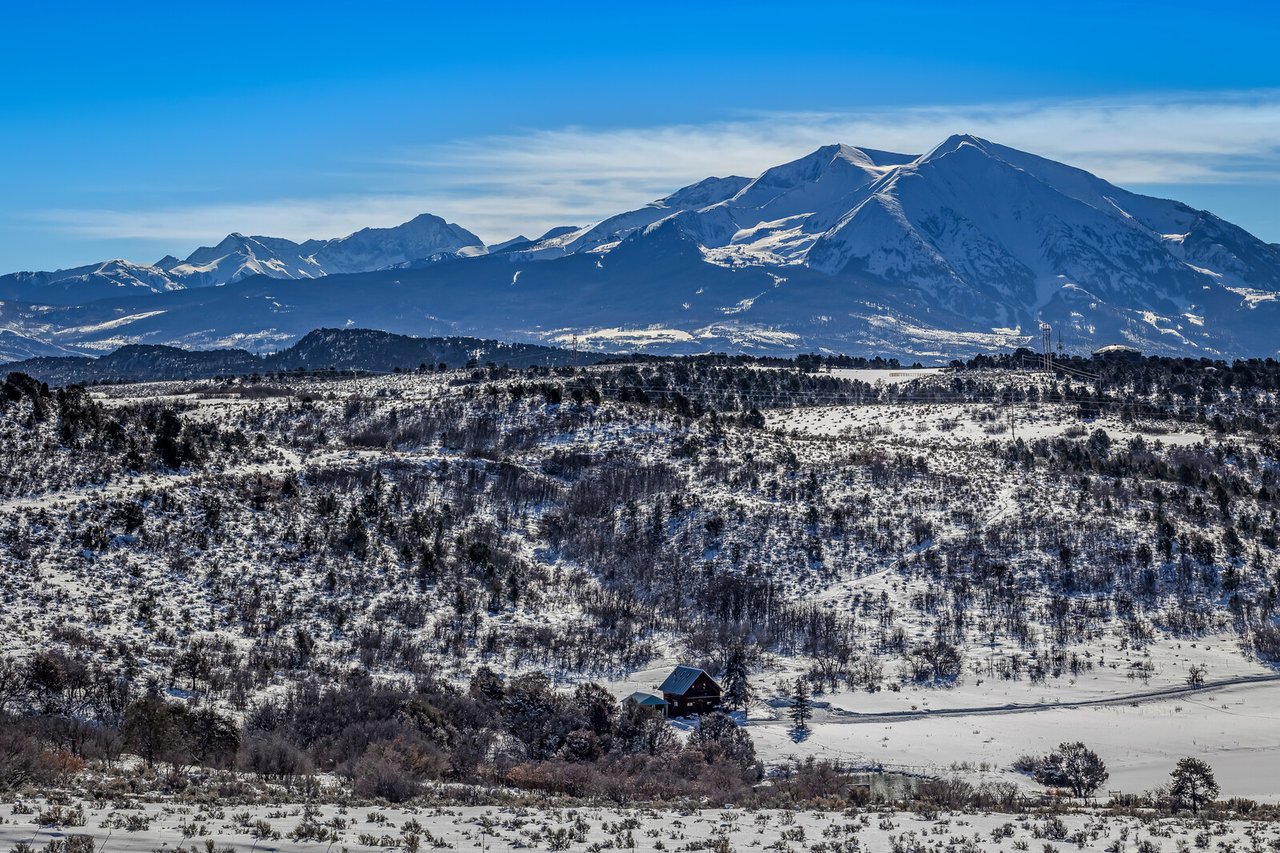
left=722, top=646, right=752, bottom=712
left=788, top=677, right=812, bottom=733
left=692, top=711, right=759, bottom=776
left=1169, top=757, right=1219, bottom=813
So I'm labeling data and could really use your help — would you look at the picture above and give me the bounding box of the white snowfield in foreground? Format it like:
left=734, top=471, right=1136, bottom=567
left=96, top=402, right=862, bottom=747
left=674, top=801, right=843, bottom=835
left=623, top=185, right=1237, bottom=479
left=3, top=802, right=1280, bottom=853
left=747, top=680, right=1280, bottom=801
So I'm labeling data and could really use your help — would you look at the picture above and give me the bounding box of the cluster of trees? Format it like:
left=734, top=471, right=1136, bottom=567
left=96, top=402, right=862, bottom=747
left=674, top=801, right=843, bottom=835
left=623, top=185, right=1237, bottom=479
left=240, top=667, right=761, bottom=802
left=0, top=373, right=259, bottom=499
left=944, top=353, right=1280, bottom=436
left=1019, top=742, right=1110, bottom=798
left=0, top=664, right=762, bottom=804
left=1018, top=742, right=1221, bottom=813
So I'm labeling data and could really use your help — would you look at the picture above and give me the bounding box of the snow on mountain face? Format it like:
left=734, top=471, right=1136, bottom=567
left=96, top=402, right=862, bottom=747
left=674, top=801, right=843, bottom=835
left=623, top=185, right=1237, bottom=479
left=798, top=134, right=1280, bottom=338
left=517, top=175, right=752, bottom=258
left=555, top=134, right=1280, bottom=356
left=311, top=213, right=485, bottom=273
left=158, top=234, right=328, bottom=286
left=0, top=260, right=185, bottom=303
left=521, top=144, right=912, bottom=268
left=0, top=215, right=486, bottom=304
left=3, top=136, right=1280, bottom=360
left=0, top=328, right=75, bottom=362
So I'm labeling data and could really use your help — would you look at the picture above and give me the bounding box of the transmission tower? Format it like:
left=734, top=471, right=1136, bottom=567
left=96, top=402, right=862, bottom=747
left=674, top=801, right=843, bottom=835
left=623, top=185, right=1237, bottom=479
left=1040, top=322, right=1053, bottom=373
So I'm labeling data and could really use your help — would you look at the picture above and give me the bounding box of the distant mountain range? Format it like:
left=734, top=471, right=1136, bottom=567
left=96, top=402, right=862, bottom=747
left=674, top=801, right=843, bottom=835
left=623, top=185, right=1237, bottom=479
left=1, top=328, right=585, bottom=386
left=2, top=134, right=1278, bottom=361
left=0, top=213, right=484, bottom=305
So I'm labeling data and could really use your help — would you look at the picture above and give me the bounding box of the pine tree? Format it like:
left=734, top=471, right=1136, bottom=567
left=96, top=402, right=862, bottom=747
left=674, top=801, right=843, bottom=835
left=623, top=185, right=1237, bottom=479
left=722, top=646, right=752, bottom=712
left=1169, top=757, right=1219, bottom=813
left=788, top=677, right=812, bottom=733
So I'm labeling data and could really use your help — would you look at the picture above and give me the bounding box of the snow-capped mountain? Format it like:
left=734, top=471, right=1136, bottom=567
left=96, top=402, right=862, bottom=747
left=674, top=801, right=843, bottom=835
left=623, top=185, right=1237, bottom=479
left=2, top=136, right=1279, bottom=362
left=0, top=259, right=186, bottom=303
left=0, top=213, right=485, bottom=304
left=309, top=213, right=487, bottom=273
left=154, top=234, right=328, bottom=287
left=517, top=175, right=752, bottom=259
left=502, top=135, right=1280, bottom=357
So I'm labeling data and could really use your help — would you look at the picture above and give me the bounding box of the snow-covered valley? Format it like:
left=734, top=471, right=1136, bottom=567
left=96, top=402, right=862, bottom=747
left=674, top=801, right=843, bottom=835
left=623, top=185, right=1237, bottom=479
left=1, top=351, right=1279, bottom=848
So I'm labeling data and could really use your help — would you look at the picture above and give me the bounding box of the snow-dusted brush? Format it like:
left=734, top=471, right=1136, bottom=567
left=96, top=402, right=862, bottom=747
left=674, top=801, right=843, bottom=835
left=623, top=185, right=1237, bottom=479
left=0, top=350, right=1277, bottom=816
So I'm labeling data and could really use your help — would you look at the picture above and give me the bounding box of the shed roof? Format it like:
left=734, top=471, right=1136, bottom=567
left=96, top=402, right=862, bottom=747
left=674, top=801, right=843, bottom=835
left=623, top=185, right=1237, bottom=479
left=659, top=665, right=719, bottom=696
left=626, top=691, right=668, bottom=707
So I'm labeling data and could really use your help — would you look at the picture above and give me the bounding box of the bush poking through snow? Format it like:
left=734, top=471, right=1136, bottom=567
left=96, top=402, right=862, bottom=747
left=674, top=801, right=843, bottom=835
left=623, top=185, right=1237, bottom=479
left=1032, top=742, right=1109, bottom=798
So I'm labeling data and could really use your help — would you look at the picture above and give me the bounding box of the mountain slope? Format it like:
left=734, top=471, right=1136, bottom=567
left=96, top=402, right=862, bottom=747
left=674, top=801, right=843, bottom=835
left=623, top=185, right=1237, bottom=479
left=3, top=136, right=1279, bottom=361
left=517, top=175, right=751, bottom=259
left=0, top=214, right=485, bottom=305
left=0, top=259, right=185, bottom=303
left=310, top=214, right=486, bottom=273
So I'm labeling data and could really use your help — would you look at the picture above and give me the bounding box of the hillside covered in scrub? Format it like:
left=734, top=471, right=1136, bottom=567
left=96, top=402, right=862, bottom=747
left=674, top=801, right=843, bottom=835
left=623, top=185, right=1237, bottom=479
left=0, top=352, right=1278, bottom=807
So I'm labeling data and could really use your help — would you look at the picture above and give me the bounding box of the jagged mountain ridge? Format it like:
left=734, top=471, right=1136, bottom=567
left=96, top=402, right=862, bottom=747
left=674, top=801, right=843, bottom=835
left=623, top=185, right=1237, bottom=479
left=2, top=135, right=1279, bottom=361
left=0, top=328, right=587, bottom=386
left=0, top=213, right=485, bottom=304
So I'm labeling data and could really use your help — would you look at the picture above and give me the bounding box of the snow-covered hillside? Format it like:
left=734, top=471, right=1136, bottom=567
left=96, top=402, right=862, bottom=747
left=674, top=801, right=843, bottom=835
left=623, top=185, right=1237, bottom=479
left=2, top=356, right=1278, bottom=809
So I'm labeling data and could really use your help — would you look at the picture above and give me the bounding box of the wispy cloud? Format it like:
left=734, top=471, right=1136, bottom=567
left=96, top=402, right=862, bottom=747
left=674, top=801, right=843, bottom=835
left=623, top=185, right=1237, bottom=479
left=37, top=91, right=1280, bottom=247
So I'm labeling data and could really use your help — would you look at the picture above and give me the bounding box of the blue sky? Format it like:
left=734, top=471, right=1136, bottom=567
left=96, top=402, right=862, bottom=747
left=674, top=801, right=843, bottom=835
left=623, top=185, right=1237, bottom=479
left=3, top=0, right=1279, bottom=271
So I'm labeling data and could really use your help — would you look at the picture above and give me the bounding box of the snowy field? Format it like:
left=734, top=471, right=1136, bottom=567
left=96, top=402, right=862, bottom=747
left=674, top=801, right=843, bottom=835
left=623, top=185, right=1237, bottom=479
left=769, top=401, right=1219, bottom=448
left=607, top=655, right=1280, bottom=801
left=747, top=679, right=1280, bottom=801
left=827, top=367, right=947, bottom=385
left=4, top=801, right=1280, bottom=852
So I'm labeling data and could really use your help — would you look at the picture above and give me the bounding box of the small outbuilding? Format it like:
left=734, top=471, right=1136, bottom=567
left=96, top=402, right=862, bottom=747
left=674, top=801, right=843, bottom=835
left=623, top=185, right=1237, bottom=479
left=624, top=691, right=668, bottom=712
left=659, top=665, right=722, bottom=717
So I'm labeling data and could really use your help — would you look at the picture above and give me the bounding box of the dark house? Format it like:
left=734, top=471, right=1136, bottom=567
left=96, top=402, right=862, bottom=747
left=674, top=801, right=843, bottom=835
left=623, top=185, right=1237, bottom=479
left=659, top=665, right=722, bottom=717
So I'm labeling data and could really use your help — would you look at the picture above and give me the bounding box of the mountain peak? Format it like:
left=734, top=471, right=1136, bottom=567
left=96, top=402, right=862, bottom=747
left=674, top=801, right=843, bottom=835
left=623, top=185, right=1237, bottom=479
left=4, top=137, right=1280, bottom=361
left=311, top=213, right=485, bottom=273
left=658, top=175, right=752, bottom=211
left=919, top=133, right=996, bottom=163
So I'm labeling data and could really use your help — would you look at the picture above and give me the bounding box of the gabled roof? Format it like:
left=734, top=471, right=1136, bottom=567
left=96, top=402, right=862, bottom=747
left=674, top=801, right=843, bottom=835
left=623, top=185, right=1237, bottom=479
left=659, top=665, right=719, bottom=696
left=626, top=691, right=668, bottom=707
